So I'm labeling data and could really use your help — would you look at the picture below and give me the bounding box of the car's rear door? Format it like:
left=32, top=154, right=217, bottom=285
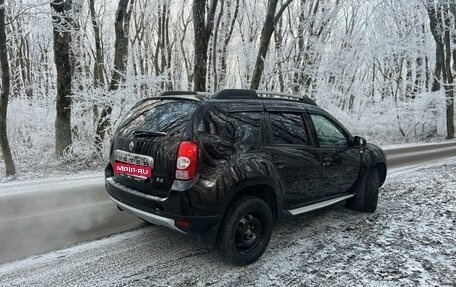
left=307, top=112, right=361, bottom=197
left=263, top=108, right=321, bottom=209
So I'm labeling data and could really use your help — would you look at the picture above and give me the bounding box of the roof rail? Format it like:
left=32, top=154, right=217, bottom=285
left=158, top=89, right=317, bottom=106
left=256, top=90, right=317, bottom=106
left=160, top=91, right=198, bottom=96
left=157, top=91, right=204, bottom=102
left=212, top=89, right=258, bottom=100
left=196, top=91, right=213, bottom=98
left=211, top=89, right=317, bottom=106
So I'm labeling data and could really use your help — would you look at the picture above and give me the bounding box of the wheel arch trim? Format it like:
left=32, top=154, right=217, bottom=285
left=221, top=177, right=281, bottom=220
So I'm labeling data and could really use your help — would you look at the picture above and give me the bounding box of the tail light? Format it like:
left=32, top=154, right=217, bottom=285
left=175, top=141, right=198, bottom=180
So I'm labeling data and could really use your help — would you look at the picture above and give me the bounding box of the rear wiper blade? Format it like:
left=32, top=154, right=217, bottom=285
left=133, top=130, right=167, bottom=137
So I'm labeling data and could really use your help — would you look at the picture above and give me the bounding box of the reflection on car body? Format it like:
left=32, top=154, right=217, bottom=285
left=105, top=89, right=387, bottom=266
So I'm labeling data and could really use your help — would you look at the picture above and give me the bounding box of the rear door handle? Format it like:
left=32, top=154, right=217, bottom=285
left=322, top=158, right=333, bottom=167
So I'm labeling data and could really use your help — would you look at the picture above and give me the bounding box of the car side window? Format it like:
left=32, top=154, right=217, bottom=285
left=198, top=108, right=227, bottom=136
left=227, top=112, right=262, bottom=145
left=310, top=114, right=348, bottom=147
left=268, top=112, right=309, bottom=145
left=199, top=108, right=263, bottom=145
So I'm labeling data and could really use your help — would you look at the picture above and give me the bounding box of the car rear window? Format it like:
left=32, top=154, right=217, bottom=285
left=117, top=100, right=199, bottom=137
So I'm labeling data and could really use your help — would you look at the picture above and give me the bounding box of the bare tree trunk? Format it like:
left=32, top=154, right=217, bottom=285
left=413, top=24, right=428, bottom=94
left=70, top=1, right=84, bottom=94
left=292, top=0, right=306, bottom=94
left=22, top=34, right=33, bottom=101
left=274, top=17, right=284, bottom=92
left=192, top=0, right=218, bottom=92
left=163, top=2, right=173, bottom=90
left=89, top=0, right=105, bottom=88
left=0, top=0, right=16, bottom=176
left=250, top=0, right=292, bottom=90
left=95, top=0, right=134, bottom=152
left=51, top=0, right=73, bottom=157
left=6, top=7, right=22, bottom=98
left=450, top=3, right=456, bottom=72
left=210, top=0, right=224, bottom=91
left=179, top=9, right=193, bottom=90
left=218, top=0, right=240, bottom=89
left=405, top=58, right=415, bottom=98
left=427, top=3, right=444, bottom=91
left=14, top=23, right=33, bottom=102
left=443, top=5, right=454, bottom=139
left=432, top=43, right=444, bottom=91
left=427, top=1, right=454, bottom=139
left=89, top=0, right=104, bottom=124
left=154, top=1, right=172, bottom=90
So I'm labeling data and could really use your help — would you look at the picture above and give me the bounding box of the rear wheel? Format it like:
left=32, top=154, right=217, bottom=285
left=216, top=196, right=273, bottom=266
left=347, top=169, right=379, bottom=212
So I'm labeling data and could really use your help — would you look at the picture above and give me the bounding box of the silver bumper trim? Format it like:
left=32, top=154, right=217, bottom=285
left=109, top=196, right=185, bottom=233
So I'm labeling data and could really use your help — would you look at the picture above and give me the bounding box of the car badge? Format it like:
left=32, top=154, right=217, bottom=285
left=129, top=141, right=134, bottom=152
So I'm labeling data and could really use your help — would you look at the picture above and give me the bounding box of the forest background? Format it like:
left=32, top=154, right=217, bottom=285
left=0, top=0, right=454, bottom=178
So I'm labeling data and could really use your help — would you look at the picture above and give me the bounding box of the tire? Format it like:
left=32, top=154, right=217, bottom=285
left=347, top=169, right=379, bottom=212
left=216, top=196, right=273, bottom=266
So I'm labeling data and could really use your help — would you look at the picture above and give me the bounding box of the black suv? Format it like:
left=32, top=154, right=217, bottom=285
left=105, top=89, right=387, bottom=265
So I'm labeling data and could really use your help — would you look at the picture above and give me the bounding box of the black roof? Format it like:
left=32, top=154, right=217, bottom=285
left=159, top=89, right=318, bottom=106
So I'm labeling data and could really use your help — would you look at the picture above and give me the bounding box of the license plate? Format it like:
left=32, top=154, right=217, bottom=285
left=114, top=162, right=152, bottom=179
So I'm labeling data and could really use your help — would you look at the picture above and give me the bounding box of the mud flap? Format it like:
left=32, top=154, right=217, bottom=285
left=198, top=223, right=220, bottom=245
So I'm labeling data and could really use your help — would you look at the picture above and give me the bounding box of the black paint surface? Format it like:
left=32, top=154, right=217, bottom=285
left=106, top=94, right=387, bottom=236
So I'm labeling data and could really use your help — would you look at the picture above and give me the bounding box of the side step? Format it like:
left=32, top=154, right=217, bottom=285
left=288, top=194, right=354, bottom=216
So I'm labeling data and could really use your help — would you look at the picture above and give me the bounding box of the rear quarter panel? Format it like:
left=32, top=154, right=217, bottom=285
left=182, top=137, right=282, bottom=216
left=182, top=103, right=283, bottom=216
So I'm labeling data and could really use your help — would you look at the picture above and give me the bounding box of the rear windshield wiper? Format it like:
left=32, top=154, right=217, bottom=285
left=133, top=130, right=168, bottom=137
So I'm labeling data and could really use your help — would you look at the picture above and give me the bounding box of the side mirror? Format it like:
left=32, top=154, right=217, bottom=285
left=353, top=136, right=367, bottom=147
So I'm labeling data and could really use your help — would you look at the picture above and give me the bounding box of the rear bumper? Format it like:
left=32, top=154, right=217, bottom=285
left=110, top=195, right=184, bottom=233
left=105, top=177, right=222, bottom=236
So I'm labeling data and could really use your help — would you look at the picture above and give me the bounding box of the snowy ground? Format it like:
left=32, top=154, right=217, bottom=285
left=0, top=161, right=455, bottom=287
left=0, top=163, right=103, bottom=184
